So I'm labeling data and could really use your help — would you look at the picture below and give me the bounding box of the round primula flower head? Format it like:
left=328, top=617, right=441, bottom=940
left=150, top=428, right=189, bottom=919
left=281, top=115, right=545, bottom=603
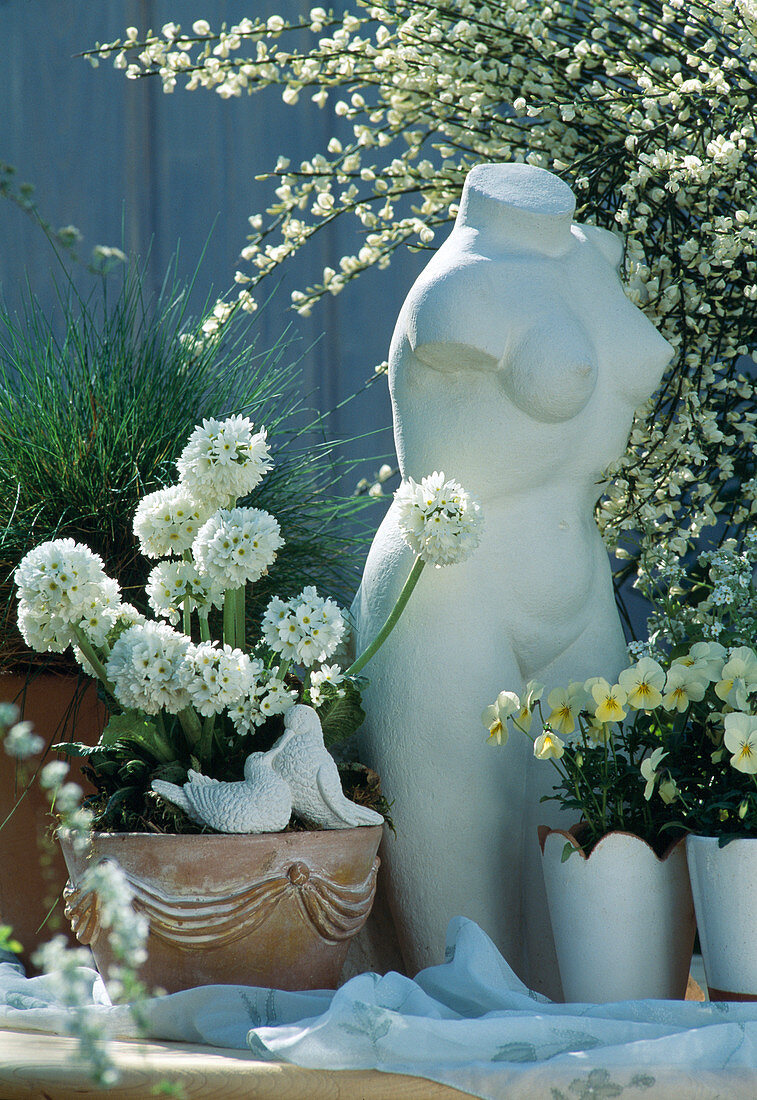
left=177, top=415, right=273, bottom=504
left=15, top=538, right=121, bottom=652
left=106, top=621, right=191, bottom=715
left=146, top=560, right=224, bottom=625
left=133, top=485, right=212, bottom=559
left=395, top=472, right=482, bottom=566
left=193, top=507, right=283, bottom=590
left=260, top=585, right=347, bottom=666
left=180, top=641, right=258, bottom=717
left=228, top=671, right=297, bottom=734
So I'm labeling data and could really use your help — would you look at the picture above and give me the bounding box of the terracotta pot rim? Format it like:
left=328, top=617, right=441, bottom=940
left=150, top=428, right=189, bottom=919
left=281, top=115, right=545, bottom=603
left=537, top=823, right=686, bottom=862
left=59, top=824, right=384, bottom=843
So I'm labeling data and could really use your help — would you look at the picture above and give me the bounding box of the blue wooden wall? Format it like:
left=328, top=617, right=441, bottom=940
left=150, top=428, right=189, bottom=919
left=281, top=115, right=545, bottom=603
left=0, top=1, right=428, bottom=479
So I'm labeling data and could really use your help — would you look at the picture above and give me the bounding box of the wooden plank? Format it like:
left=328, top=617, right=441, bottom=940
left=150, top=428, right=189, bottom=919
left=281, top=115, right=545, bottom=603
left=0, top=1028, right=473, bottom=1099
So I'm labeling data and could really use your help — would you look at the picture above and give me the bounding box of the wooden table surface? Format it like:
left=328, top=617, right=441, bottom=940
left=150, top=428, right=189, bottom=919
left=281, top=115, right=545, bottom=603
left=0, top=1028, right=473, bottom=1099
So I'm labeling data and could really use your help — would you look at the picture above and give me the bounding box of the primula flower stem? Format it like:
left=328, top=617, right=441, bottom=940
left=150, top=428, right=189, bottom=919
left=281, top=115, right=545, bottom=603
left=70, top=625, right=116, bottom=696
left=183, top=595, right=191, bottom=639
left=346, top=556, right=425, bottom=678
left=235, top=586, right=246, bottom=653
left=197, top=715, right=216, bottom=762
left=223, top=589, right=236, bottom=649
left=150, top=712, right=176, bottom=764
left=198, top=612, right=211, bottom=643
left=177, top=706, right=202, bottom=748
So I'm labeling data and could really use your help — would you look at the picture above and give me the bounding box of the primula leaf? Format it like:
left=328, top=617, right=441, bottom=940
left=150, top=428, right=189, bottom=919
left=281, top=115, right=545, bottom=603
left=53, top=740, right=106, bottom=758
left=316, top=680, right=366, bottom=748
left=561, top=842, right=577, bottom=863
left=100, top=712, right=151, bottom=747
left=100, top=712, right=175, bottom=764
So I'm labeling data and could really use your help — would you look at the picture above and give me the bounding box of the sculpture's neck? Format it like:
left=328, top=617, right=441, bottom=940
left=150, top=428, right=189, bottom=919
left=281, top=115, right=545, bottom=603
left=456, top=183, right=575, bottom=259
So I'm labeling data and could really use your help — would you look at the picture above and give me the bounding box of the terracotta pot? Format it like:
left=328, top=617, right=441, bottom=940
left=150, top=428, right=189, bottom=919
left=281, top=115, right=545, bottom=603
left=686, top=834, right=757, bottom=1001
left=0, top=673, right=105, bottom=969
left=59, top=825, right=383, bottom=993
left=539, top=825, right=695, bottom=1003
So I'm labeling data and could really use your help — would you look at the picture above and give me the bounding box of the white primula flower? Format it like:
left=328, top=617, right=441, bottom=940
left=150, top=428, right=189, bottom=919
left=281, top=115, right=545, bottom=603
left=106, top=621, right=191, bottom=715
left=15, top=540, right=119, bottom=651
left=177, top=415, right=273, bottom=504
left=724, top=712, right=757, bottom=775
left=394, top=472, right=482, bottom=566
left=146, top=560, right=224, bottom=625
left=76, top=576, right=123, bottom=647
left=180, top=642, right=257, bottom=717
left=17, top=602, right=72, bottom=653
left=228, top=672, right=296, bottom=734
left=133, top=485, right=213, bottom=559
left=260, top=586, right=347, bottom=667
left=193, top=507, right=283, bottom=590
left=73, top=602, right=146, bottom=677
left=309, top=663, right=345, bottom=707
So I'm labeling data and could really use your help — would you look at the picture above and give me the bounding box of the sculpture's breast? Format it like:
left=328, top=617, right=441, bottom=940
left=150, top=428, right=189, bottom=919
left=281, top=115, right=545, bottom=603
left=388, top=229, right=671, bottom=494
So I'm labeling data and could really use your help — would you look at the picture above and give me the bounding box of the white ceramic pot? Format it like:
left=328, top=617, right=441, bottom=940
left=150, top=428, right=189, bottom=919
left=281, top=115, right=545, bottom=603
left=686, top=834, right=757, bottom=1001
left=539, top=826, right=695, bottom=1003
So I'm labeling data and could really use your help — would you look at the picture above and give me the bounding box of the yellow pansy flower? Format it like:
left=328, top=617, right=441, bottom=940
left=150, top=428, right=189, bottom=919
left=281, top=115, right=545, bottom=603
left=723, top=711, right=757, bottom=775
left=481, top=690, right=519, bottom=746
left=618, top=657, right=665, bottom=710
left=546, top=681, right=586, bottom=736
left=640, top=746, right=667, bottom=800
left=662, top=664, right=706, bottom=712
left=514, top=680, right=544, bottom=734
left=591, top=678, right=627, bottom=724
left=533, top=730, right=565, bottom=760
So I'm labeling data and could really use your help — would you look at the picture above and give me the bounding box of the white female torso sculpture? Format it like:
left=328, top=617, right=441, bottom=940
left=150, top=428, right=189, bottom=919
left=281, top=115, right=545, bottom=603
left=353, top=163, right=672, bottom=996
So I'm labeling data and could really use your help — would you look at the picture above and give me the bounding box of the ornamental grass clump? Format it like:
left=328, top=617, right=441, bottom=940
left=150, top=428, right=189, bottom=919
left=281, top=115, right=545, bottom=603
left=0, top=263, right=371, bottom=675
left=91, top=1, right=757, bottom=595
left=16, top=426, right=482, bottom=832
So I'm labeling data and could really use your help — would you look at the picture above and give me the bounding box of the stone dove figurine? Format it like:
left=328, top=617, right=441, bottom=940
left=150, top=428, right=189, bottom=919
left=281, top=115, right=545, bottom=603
left=151, top=751, right=292, bottom=833
left=267, top=704, right=384, bottom=829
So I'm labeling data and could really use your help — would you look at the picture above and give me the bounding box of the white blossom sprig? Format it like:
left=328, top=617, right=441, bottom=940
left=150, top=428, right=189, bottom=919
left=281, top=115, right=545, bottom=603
left=93, top=2, right=757, bottom=607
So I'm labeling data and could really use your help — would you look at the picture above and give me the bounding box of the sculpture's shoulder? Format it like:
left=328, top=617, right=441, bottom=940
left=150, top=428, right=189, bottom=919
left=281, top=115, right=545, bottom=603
left=395, top=236, right=515, bottom=373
